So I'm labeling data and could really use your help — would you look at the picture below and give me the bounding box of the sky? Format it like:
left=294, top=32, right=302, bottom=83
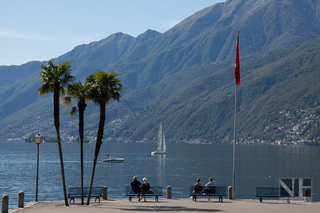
left=0, top=0, right=225, bottom=66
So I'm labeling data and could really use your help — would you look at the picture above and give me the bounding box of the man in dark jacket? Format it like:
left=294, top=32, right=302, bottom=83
left=131, top=176, right=142, bottom=201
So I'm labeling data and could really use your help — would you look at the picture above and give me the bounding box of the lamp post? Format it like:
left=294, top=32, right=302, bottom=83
left=34, top=133, right=42, bottom=202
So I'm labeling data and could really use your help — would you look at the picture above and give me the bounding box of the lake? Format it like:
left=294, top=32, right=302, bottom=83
left=0, top=141, right=319, bottom=209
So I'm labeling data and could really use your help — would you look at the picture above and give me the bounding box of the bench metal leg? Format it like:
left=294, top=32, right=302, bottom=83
left=129, top=196, right=132, bottom=202
left=155, top=196, right=158, bottom=202
left=260, top=197, right=262, bottom=203
left=95, top=197, right=100, bottom=203
left=219, top=196, right=223, bottom=202
left=69, top=198, right=75, bottom=204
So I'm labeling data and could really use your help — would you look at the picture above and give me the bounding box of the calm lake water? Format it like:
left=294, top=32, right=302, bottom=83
left=0, top=141, right=319, bottom=209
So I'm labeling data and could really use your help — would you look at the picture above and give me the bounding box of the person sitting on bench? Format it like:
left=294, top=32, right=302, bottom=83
left=193, top=178, right=204, bottom=198
left=130, top=176, right=142, bottom=201
left=194, top=178, right=203, bottom=192
left=141, top=177, right=151, bottom=202
left=204, top=177, right=216, bottom=193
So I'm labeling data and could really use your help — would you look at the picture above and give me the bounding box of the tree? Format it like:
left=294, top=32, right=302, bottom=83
left=62, top=81, right=90, bottom=205
left=86, top=70, right=122, bottom=205
left=38, top=60, right=74, bottom=206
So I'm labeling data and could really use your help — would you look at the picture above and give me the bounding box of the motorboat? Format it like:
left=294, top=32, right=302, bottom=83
left=103, top=155, right=124, bottom=163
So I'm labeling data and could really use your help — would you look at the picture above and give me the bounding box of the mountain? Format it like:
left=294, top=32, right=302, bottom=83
left=106, top=38, right=320, bottom=143
left=0, top=0, right=320, bottom=144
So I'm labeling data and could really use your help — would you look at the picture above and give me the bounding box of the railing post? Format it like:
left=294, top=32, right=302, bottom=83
left=304, top=188, right=310, bottom=202
left=1, top=195, right=9, bottom=213
left=166, top=185, right=172, bottom=199
left=103, top=186, right=107, bottom=200
left=228, top=186, right=233, bottom=200
left=18, top=191, right=24, bottom=208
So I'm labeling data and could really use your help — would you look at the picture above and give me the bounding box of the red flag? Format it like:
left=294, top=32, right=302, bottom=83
left=234, top=34, right=240, bottom=86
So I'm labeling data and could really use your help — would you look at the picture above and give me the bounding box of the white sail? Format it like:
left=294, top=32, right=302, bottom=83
left=156, top=121, right=163, bottom=151
left=151, top=120, right=166, bottom=155
left=162, top=131, right=166, bottom=152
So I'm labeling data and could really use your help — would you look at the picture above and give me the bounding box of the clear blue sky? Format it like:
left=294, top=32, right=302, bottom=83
left=0, top=0, right=224, bottom=66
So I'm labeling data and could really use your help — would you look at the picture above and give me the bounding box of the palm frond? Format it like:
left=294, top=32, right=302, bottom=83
left=61, top=95, right=72, bottom=106
left=85, top=70, right=123, bottom=104
left=69, top=106, right=77, bottom=118
left=38, top=83, right=54, bottom=96
left=38, top=60, right=74, bottom=97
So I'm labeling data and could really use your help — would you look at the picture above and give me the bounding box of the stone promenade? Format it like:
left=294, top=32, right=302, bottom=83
left=8, top=198, right=320, bottom=213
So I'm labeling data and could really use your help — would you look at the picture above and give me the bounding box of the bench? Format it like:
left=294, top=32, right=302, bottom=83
left=256, top=187, right=281, bottom=203
left=125, top=186, right=163, bottom=202
left=190, top=186, right=227, bottom=202
left=67, top=187, right=103, bottom=204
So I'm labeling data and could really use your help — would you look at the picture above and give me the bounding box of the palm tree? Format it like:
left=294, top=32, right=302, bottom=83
left=85, top=70, right=122, bottom=205
left=38, top=60, right=74, bottom=206
left=62, top=81, right=90, bottom=205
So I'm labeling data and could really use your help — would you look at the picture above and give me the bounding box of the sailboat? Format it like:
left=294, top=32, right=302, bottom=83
left=151, top=120, right=166, bottom=155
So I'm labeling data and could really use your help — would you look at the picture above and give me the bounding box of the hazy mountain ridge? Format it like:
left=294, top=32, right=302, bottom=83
left=0, top=0, right=320, bottom=143
left=104, top=0, right=320, bottom=92
left=0, top=61, right=42, bottom=89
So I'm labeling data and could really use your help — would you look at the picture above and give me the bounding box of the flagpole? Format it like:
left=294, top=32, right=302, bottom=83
left=232, top=30, right=240, bottom=200
left=232, top=84, right=237, bottom=199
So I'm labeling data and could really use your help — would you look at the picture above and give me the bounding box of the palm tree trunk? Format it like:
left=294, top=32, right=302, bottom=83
left=78, top=101, right=86, bottom=205
left=87, top=102, right=106, bottom=205
left=54, top=84, right=69, bottom=206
